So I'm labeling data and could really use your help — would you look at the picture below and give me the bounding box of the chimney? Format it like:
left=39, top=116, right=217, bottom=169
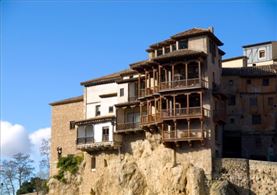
left=208, top=26, right=214, bottom=33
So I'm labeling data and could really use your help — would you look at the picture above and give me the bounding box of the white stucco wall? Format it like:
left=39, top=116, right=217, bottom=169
left=93, top=122, right=114, bottom=142
left=117, top=83, right=128, bottom=104
left=86, top=83, right=118, bottom=118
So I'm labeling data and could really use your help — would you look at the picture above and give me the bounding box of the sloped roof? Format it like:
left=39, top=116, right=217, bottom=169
left=49, top=95, right=83, bottom=106
left=171, top=28, right=223, bottom=46
left=147, top=28, right=223, bottom=51
left=80, top=69, right=135, bottom=86
left=222, top=64, right=277, bottom=77
left=152, top=49, right=206, bottom=61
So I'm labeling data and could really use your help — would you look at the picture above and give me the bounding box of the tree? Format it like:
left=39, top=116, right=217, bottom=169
left=12, top=153, right=34, bottom=188
left=39, top=138, right=50, bottom=178
left=16, top=177, right=48, bottom=195
left=0, top=160, right=16, bottom=195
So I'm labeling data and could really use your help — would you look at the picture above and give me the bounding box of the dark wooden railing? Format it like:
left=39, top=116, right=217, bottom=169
left=162, top=129, right=204, bottom=141
left=213, top=109, right=226, bottom=122
left=76, top=137, right=94, bottom=144
left=160, top=78, right=207, bottom=91
left=161, top=107, right=203, bottom=118
left=141, top=114, right=161, bottom=124
left=117, top=122, right=140, bottom=130
left=128, top=96, right=138, bottom=102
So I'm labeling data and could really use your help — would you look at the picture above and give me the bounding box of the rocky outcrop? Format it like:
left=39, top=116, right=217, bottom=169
left=210, top=180, right=239, bottom=195
left=48, top=133, right=247, bottom=195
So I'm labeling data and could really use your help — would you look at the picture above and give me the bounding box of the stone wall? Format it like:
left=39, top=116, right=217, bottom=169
left=50, top=100, right=84, bottom=176
left=214, top=158, right=277, bottom=195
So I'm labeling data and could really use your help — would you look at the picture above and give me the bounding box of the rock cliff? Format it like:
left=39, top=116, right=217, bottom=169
left=48, top=133, right=237, bottom=195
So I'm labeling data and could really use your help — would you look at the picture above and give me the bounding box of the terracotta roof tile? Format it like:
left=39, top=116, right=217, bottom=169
left=80, top=69, right=134, bottom=86
left=50, top=95, right=83, bottom=106
left=152, top=49, right=206, bottom=61
left=222, top=64, right=277, bottom=77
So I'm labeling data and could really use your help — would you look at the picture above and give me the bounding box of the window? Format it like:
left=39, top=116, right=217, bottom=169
left=178, top=39, right=188, bottom=49
left=230, top=118, right=235, bottom=124
left=229, top=80, right=233, bottom=86
left=259, top=50, right=265, bottom=58
left=228, top=95, right=236, bottom=106
left=172, top=44, right=176, bottom=51
left=157, top=49, right=163, bottom=56
left=69, top=121, right=75, bottom=129
left=252, top=114, right=261, bottom=125
left=120, top=88, right=124, bottom=97
left=165, top=46, right=170, bottom=54
left=250, top=97, right=258, bottom=106
left=104, top=159, right=108, bottom=167
left=109, top=106, right=114, bottom=113
left=102, top=126, right=109, bottom=142
left=91, top=156, right=96, bottom=169
left=268, top=97, right=274, bottom=106
left=262, top=78, right=269, bottom=86
left=95, top=105, right=101, bottom=116
left=246, top=79, right=251, bottom=84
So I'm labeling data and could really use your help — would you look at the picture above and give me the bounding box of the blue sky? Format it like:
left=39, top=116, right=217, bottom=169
left=1, top=1, right=276, bottom=135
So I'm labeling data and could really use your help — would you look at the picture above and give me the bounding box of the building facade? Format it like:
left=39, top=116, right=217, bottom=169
left=49, top=27, right=277, bottom=193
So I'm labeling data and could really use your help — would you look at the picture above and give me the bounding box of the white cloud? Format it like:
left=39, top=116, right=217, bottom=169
left=0, top=121, right=31, bottom=157
left=29, top=127, right=51, bottom=157
left=0, top=121, right=51, bottom=163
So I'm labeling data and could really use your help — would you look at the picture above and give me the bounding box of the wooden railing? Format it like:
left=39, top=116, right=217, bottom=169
left=162, top=129, right=204, bottom=141
left=117, top=122, right=140, bottom=130
left=138, top=86, right=159, bottom=97
left=141, top=114, right=161, bottom=124
left=76, top=137, right=94, bottom=144
left=128, top=96, right=138, bottom=102
left=160, top=78, right=207, bottom=91
left=161, top=107, right=203, bottom=118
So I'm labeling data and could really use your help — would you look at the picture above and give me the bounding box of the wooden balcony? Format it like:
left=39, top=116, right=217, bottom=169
left=141, top=114, right=161, bottom=124
left=76, top=136, right=121, bottom=151
left=162, top=129, right=204, bottom=142
left=160, top=78, right=207, bottom=91
left=161, top=107, right=206, bottom=119
left=116, top=122, right=140, bottom=132
left=138, top=86, right=159, bottom=97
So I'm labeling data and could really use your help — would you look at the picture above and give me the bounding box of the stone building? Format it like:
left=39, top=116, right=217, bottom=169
left=221, top=42, right=277, bottom=160
left=49, top=28, right=277, bottom=194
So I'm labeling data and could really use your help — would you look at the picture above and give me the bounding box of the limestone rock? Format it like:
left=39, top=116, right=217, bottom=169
left=210, top=180, right=239, bottom=195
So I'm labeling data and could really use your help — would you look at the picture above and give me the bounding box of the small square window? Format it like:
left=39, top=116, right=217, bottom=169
left=178, top=39, right=188, bottom=49
left=120, top=88, right=124, bottom=97
left=91, top=156, right=96, bottom=169
left=230, top=118, right=235, bottom=124
left=268, top=97, right=273, bottom=106
left=259, top=50, right=265, bottom=58
left=252, top=114, right=261, bottom=125
left=246, top=79, right=251, bottom=84
left=262, top=78, right=269, bottom=86
left=95, top=105, right=101, bottom=116
left=109, top=106, right=114, bottom=113
left=69, top=121, right=75, bottom=129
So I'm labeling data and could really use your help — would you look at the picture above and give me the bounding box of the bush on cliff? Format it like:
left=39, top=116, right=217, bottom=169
left=53, top=154, right=83, bottom=183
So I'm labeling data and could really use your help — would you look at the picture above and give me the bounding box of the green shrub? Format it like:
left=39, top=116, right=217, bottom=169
left=54, top=154, right=83, bottom=183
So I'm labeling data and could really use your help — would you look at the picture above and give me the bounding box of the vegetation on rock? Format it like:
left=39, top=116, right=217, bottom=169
left=53, top=154, right=83, bottom=183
